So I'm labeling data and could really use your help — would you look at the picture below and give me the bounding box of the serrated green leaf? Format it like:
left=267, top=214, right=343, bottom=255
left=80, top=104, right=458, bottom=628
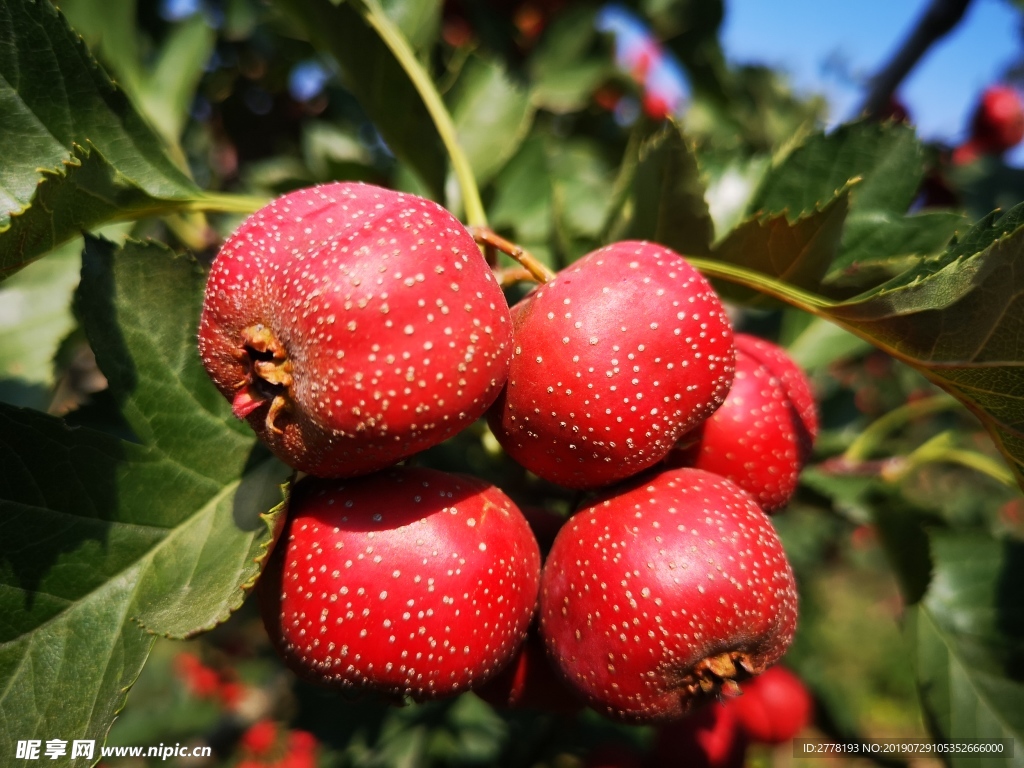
left=712, top=185, right=851, bottom=302
left=0, top=238, right=288, bottom=766
left=824, top=209, right=1024, bottom=491
left=276, top=0, right=447, bottom=198
left=695, top=200, right=1024, bottom=495
left=906, top=532, right=1024, bottom=765
left=750, top=121, right=923, bottom=218
left=827, top=209, right=966, bottom=290
left=449, top=56, right=534, bottom=186
left=0, top=0, right=203, bottom=277
left=626, top=121, right=714, bottom=256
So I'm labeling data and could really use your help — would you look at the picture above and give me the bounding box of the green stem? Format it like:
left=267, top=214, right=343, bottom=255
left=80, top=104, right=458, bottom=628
left=185, top=192, right=271, bottom=215
left=885, top=432, right=1015, bottom=487
left=845, top=394, right=959, bottom=463
left=360, top=3, right=486, bottom=229
left=685, top=258, right=833, bottom=312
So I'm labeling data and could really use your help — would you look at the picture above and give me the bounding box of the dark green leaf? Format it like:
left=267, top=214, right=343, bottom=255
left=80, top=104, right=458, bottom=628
left=824, top=207, right=1024, bottom=491
left=626, top=121, right=714, bottom=256
left=749, top=121, right=923, bottom=218
left=0, top=238, right=288, bottom=764
left=449, top=56, right=534, bottom=186
left=0, top=0, right=202, bottom=277
left=489, top=137, right=553, bottom=246
left=712, top=185, right=851, bottom=301
left=529, top=6, right=611, bottom=114
left=276, top=0, right=447, bottom=197
left=827, top=210, right=966, bottom=290
left=906, top=532, right=1024, bottom=761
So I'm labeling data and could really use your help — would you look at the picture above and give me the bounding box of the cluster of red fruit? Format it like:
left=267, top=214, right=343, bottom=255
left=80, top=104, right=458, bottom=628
left=198, top=182, right=816, bottom=728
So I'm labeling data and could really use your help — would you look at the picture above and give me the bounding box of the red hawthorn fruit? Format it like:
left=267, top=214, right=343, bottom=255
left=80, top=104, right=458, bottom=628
left=259, top=467, right=541, bottom=700
left=488, top=241, right=735, bottom=489
left=652, top=702, right=748, bottom=768
left=240, top=719, right=279, bottom=756
left=539, top=467, right=797, bottom=723
left=665, top=345, right=808, bottom=512
left=731, top=665, right=813, bottom=744
left=198, top=182, right=513, bottom=478
left=733, top=334, right=817, bottom=453
left=967, top=84, right=1024, bottom=155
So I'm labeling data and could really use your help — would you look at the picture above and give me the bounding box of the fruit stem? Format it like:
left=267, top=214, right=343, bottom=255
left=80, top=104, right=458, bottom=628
left=470, top=226, right=556, bottom=283
left=844, top=394, right=959, bottom=463
left=357, top=2, right=487, bottom=230
left=185, top=192, right=273, bottom=214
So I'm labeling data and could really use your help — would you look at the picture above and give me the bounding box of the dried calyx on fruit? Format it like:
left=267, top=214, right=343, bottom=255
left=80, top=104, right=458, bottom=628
left=199, top=182, right=513, bottom=477
left=539, top=467, right=798, bottom=723
left=258, top=467, right=541, bottom=701
left=488, top=240, right=735, bottom=489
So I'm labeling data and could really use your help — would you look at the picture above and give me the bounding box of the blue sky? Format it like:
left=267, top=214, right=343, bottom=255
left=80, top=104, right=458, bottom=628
left=720, top=0, right=1024, bottom=161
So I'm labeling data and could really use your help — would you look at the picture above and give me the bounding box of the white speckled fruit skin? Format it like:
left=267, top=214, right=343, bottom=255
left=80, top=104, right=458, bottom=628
left=666, top=348, right=805, bottom=512
left=198, top=182, right=512, bottom=477
left=487, top=241, right=734, bottom=490
left=259, top=467, right=541, bottom=701
left=539, top=467, right=797, bottom=724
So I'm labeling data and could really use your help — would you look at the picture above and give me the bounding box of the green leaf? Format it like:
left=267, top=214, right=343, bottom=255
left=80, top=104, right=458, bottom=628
left=712, top=185, right=851, bottom=301
left=825, top=208, right=1024, bottom=491
left=449, top=56, right=535, bottom=186
left=528, top=6, right=611, bottom=114
left=750, top=121, right=923, bottom=218
left=625, top=121, right=714, bottom=257
left=827, top=209, right=966, bottom=290
left=0, top=0, right=203, bottom=276
left=906, top=532, right=1024, bottom=763
left=0, top=239, right=81, bottom=390
left=276, top=0, right=447, bottom=198
left=489, top=137, right=553, bottom=246
left=137, top=14, right=216, bottom=145
left=693, top=203, right=1024, bottom=496
left=0, top=238, right=288, bottom=764
left=379, top=0, right=441, bottom=52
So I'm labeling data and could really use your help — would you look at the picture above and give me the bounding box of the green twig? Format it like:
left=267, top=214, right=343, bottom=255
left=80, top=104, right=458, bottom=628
left=357, top=1, right=486, bottom=229
left=883, top=431, right=1014, bottom=487
left=845, top=394, right=959, bottom=463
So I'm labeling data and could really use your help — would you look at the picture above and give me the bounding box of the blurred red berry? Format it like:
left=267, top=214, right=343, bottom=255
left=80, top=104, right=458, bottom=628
left=240, top=720, right=279, bottom=757
left=954, top=84, right=1024, bottom=163
left=642, top=92, right=671, bottom=120
left=731, top=666, right=814, bottom=744
left=174, top=653, right=221, bottom=699
left=653, top=702, right=747, bottom=768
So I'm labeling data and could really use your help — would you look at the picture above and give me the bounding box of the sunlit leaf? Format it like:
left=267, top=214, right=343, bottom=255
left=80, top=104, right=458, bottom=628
left=626, top=121, right=714, bottom=256
left=450, top=56, right=535, bottom=186
left=0, top=238, right=288, bottom=765
left=750, top=121, right=923, bottom=217
left=905, top=532, right=1024, bottom=764
left=0, top=0, right=203, bottom=277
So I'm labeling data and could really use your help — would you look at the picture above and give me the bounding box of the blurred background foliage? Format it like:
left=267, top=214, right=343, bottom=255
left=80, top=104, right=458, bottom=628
left=3, top=0, right=1024, bottom=765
